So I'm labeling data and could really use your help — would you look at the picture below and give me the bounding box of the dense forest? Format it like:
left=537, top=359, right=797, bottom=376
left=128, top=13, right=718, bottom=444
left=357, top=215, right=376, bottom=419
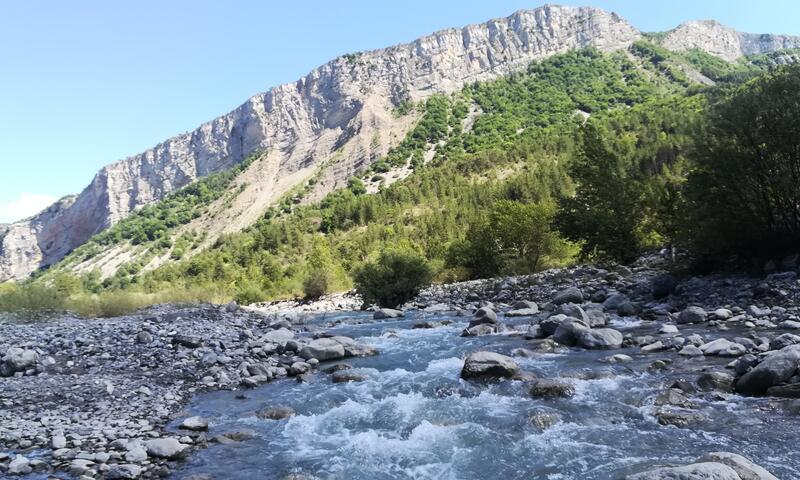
left=3, top=43, right=800, bottom=314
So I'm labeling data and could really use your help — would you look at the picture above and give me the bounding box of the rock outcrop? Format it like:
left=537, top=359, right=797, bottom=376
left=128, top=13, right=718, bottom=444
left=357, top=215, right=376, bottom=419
left=662, top=20, right=800, bottom=61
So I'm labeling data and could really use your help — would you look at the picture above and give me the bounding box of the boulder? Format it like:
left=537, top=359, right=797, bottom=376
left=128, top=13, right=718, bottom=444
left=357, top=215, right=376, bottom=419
left=144, top=438, right=188, bottom=459
left=1, top=347, right=38, bottom=375
left=172, top=335, right=202, bottom=348
left=678, top=345, right=703, bottom=357
left=539, top=314, right=569, bottom=337
left=770, top=333, right=800, bottom=351
left=461, top=323, right=503, bottom=337
left=460, top=351, right=520, bottom=380
left=256, top=406, right=295, bottom=420
left=552, top=318, right=590, bottom=347
left=107, top=464, right=143, bottom=480
left=695, top=452, right=779, bottom=480
left=179, top=416, right=209, bottom=431
left=700, top=338, right=746, bottom=357
left=373, top=308, right=404, bottom=319
left=626, top=462, right=742, bottom=480
left=736, top=345, right=800, bottom=395
left=602, top=292, right=629, bottom=311
left=677, top=306, right=707, bottom=324
left=651, top=274, right=677, bottom=299
left=469, top=307, right=498, bottom=327
left=697, top=371, right=735, bottom=393
left=8, top=455, right=32, bottom=475
left=262, top=328, right=295, bottom=345
left=552, top=286, right=583, bottom=305
left=576, top=328, right=623, bottom=349
left=510, top=300, right=538, bottom=311
left=529, top=379, right=575, bottom=398
left=299, top=338, right=346, bottom=361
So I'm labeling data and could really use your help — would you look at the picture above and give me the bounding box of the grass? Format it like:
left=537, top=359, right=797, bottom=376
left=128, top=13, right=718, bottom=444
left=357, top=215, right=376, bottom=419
left=0, top=283, right=230, bottom=318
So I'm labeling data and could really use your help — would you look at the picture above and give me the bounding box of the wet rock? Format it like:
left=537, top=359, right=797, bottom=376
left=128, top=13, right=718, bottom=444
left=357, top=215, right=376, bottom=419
left=641, top=341, right=666, bottom=353
left=412, top=321, right=442, bottom=329
left=552, top=318, right=589, bottom=347
left=507, top=301, right=539, bottom=316
left=469, top=306, right=498, bottom=326
left=373, top=308, right=404, bottom=319
left=529, top=412, right=561, bottom=430
left=655, top=389, right=696, bottom=409
left=256, top=406, right=295, bottom=420
left=604, top=353, right=633, bottom=363
left=695, top=452, right=779, bottom=480
left=655, top=407, right=704, bottom=428
left=529, top=379, right=575, bottom=398
left=659, top=324, right=679, bottom=334
left=697, top=371, right=734, bottom=393
left=322, top=363, right=352, bottom=374
left=677, top=306, right=707, bottom=324
left=180, top=416, right=209, bottom=431
left=626, top=461, right=741, bottom=480
left=552, top=286, right=583, bottom=305
left=678, top=345, right=703, bottom=357
left=712, top=308, right=733, bottom=320
left=765, top=383, right=800, bottom=398
left=299, top=338, right=346, bottom=361
left=576, top=328, right=623, bottom=349
left=461, top=323, right=503, bottom=337
left=331, top=371, right=367, bottom=383
left=736, top=346, right=800, bottom=395
left=460, top=351, right=520, bottom=380
left=144, top=437, right=188, bottom=459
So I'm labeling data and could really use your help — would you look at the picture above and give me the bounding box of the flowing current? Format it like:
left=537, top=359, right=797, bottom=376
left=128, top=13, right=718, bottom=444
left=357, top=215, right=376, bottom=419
left=171, top=311, right=800, bottom=479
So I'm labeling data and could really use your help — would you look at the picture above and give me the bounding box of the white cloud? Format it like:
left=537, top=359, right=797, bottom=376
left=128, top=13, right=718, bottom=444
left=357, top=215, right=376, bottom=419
left=0, top=193, right=58, bottom=224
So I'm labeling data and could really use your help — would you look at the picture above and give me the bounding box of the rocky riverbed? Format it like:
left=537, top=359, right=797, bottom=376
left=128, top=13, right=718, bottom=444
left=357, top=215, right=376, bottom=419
left=3, top=254, right=800, bottom=478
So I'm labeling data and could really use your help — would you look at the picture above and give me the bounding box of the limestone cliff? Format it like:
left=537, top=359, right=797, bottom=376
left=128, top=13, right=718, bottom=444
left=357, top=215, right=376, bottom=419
left=661, top=20, right=800, bottom=61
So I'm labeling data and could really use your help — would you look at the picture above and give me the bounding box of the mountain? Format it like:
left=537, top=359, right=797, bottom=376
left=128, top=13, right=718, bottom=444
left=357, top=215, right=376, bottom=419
left=1, top=4, right=798, bottom=283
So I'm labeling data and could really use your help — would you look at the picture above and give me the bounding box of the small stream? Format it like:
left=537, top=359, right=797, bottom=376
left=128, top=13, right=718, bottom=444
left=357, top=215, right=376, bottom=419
left=171, top=311, right=800, bottom=479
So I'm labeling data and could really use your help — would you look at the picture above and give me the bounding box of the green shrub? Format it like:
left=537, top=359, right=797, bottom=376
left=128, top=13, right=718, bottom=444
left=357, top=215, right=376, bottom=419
left=354, top=247, right=432, bottom=307
left=685, top=66, right=800, bottom=263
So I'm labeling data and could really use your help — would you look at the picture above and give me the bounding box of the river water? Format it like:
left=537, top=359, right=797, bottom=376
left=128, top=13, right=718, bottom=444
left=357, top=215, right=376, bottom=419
left=171, top=311, right=800, bottom=479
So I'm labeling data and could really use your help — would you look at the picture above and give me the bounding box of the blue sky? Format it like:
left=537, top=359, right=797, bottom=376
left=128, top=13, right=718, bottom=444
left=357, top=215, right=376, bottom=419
left=1, top=0, right=798, bottom=223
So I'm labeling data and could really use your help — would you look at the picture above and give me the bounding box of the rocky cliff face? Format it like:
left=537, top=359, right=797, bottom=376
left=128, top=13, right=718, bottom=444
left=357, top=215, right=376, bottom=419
left=662, top=20, right=800, bottom=61
left=2, top=5, right=798, bottom=282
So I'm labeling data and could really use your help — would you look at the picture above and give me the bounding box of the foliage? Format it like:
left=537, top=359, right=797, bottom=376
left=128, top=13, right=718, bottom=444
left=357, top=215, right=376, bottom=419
left=684, top=66, right=800, bottom=263
left=354, top=247, right=433, bottom=307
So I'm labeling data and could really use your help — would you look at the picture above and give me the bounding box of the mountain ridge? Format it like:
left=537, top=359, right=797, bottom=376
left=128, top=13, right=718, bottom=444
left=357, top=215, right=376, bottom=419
left=2, top=4, right=798, bottom=282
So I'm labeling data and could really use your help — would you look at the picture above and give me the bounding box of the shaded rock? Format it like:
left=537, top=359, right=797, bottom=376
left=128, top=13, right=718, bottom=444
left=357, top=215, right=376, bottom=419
left=552, top=286, right=583, bottom=305
left=529, top=412, right=561, bottom=430
left=256, top=406, right=295, bottom=420
left=552, top=317, right=589, bottom=347
left=765, top=383, right=800, bottom=398
left=736, top=346, right=800, bottom=395
left=172, top=335, right=202, bottom=349
left=107, top=464, right=143, bottom=480
left=697, top=371, right=734, bottom=392
left=529, top=379, right=575, bottom=398
left=655, top=408, right=704, bottom=428
left=677, top=306, right=707, bottom=324
left=655, top=389, right=696, bottom=409
left=626, top=462, right=742, bottom=480
left=770, top=333, right=800, bottom=351
left=469, top=307, right=498, bottom=326
left=331, top=371, right=367, bottom=383
left=651, top=274, right=677, bottom=299
left=461, top=323, right=503, bottom=337
left=460, top=351, right=520, bottom=380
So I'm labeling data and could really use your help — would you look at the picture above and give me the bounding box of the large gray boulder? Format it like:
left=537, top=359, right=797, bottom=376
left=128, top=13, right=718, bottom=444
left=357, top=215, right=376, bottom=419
left=735, top=345, right=800, bottom=395
left=700, top=338, right=746, bottom=357
left=144, top=438, right=188, bottom=459
left=625, top=462, right=742, bottom=480
left=374, top=308, right=404, bottom=319
left=552, top=286, right=583, bottom=305
left=552, top=318, right=590, bottom=347
left=460, top=351, right=520, bottom=380
left=299, top=338, right=346, bottom=361
left=506, top=301, right=539, bottom=317
left=577, top=328, right=623, bottom=349
left=262, top=328, right=295, bottom=345
left=677, top=306, right=707, bottom=324
left=468, top=307, right=498, bottom=327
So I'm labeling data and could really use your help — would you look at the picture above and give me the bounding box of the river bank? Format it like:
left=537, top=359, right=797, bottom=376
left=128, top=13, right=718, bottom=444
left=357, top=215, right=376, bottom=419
left=3, top=254, right=800, bottom=478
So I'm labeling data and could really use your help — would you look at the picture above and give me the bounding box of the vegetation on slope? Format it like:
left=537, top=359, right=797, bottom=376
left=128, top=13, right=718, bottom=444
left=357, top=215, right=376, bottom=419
left=4, top=44, right=800, bottom=313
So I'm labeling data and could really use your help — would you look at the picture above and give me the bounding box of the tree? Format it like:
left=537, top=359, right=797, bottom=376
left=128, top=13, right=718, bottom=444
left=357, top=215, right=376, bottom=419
left=685, top=66, right=800, bottom=262
left=302, top=237, right=346, bottom=299
left=354, top=247, right=432, bottom=308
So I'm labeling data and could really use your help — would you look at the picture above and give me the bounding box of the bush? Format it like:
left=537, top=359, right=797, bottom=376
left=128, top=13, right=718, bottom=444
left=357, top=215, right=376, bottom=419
left=685, top=66, right=800, bottom=263
left=354, top=247, right=432, bottom=307
left=302, top=273, right=330, bottom=299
